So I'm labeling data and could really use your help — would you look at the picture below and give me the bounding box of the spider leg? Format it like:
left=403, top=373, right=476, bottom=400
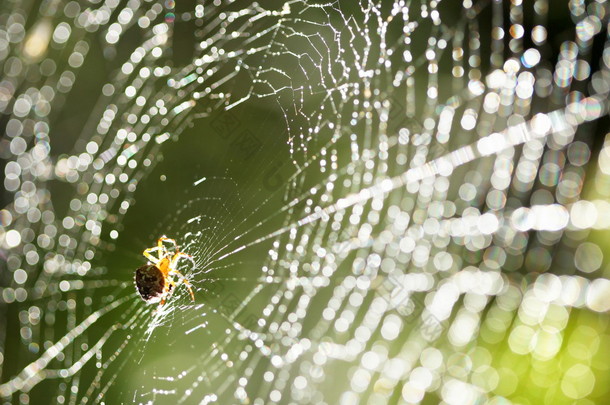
left=168, top=251, right=190, bottom=267
left=156, top=238, right=174, bottom=261
left=143, top=247, right=161, bottom=263
left=168, top=252, right=195, bottom=301
left=169, top=271, right=195, bottom=301
left=158, top=236, right=179, bottom=253
left=159, top=279, right=176, bottom=307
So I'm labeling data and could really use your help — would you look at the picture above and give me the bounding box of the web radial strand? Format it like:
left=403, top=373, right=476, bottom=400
left=0, top=0, right=609, bottom=404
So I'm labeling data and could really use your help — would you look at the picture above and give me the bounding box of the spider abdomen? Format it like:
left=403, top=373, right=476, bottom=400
left=134, top=264, right=165, bottom=303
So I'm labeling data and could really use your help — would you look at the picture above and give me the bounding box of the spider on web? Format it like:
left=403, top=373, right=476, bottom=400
left=134, top=236, right=195, bottom=307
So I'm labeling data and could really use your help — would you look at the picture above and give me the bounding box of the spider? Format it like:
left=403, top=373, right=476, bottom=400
left=134, top=236, right=195, bottom=306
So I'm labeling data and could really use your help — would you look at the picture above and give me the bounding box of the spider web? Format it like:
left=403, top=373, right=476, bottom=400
left=1, top=0, right=610, bottom=404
